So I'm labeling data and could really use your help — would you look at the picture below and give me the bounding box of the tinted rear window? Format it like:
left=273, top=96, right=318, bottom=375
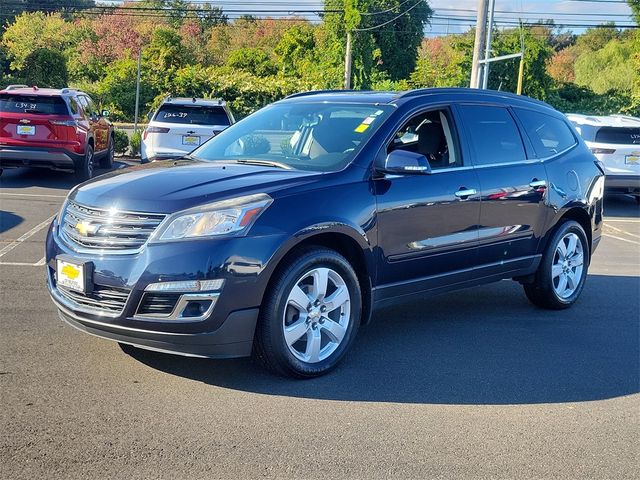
left=515, top=108, right=577, bottom=157
left=0, top=94, right=69, bottom=115
left=594, top=127, right=640, bottom=145
left=457, top=104, right=526, bottom=165
left=154, top=104, right=231, bottom=126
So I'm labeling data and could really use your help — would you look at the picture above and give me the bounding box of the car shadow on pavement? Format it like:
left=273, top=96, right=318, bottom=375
left=0, top=211, right=23, bottom=234
left=123, top=274, right=640, bottom=405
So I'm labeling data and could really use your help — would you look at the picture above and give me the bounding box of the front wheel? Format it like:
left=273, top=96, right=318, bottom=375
left=255, top=247, right=362, bottom=378
left=523, top=220, right=590, bottom=309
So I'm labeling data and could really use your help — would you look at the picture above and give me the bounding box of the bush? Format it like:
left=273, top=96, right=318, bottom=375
left=113, top=129, right=129, bottom=155
left=130, top=130, right=142, bottom=156
left=547, top=83, right=638, bottom=116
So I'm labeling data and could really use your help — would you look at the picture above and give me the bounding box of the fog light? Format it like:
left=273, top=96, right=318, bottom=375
left=181, top=300, right=213, bottom=318
left=145, top=279, right=225, bottom=292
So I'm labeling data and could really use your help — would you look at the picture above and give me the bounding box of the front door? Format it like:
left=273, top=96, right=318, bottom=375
left=374, top=107, right=482, bottom=300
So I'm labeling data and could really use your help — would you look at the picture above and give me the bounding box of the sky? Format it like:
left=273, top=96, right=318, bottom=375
left=113, top=0, right=636, bottom=36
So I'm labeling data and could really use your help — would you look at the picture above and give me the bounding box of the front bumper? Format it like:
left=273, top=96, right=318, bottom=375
left=46, top=219, right=288, bottom=358
left=0, top=145, right=82, bottom=171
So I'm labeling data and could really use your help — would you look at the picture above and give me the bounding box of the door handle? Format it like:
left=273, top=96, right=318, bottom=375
left=454, top=188, right=477, bottom=198
left=529, top=179, right=547, bottom=189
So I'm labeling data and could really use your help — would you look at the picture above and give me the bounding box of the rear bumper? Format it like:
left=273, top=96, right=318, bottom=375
left=0, top=146, right=82, bottom=171
left=605, top=174, right=640, bottom=194
left=56, top=300, right=259, bottom=359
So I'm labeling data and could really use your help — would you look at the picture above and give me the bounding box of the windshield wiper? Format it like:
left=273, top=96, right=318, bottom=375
left=231, top=159, right=292, bottom=170
left=24, top=109, right=46, bottom=114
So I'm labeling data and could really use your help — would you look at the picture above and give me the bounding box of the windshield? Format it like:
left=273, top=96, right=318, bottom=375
left=154, top=104, right=231, bottom=126
left=189, top=102, right=392, bottom=172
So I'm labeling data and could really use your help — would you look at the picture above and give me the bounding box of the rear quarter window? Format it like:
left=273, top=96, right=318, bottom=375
left=594, top=127, right=640, bottom=146
left=154, top=104, right=231, bottom=126
left=515, top=108, right=577, bottom=157
left=0, top=94, right=69, bottom=115
left=457, top=104, right=526, bottom=165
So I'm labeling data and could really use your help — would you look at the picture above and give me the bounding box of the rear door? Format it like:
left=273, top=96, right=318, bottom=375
left=150, top=104, right=232, bottom=154
left=78, top=95, right=108, bottom=152
left=455, top=103, right=549, bottom=272
left=0, top=93, right=72, bottom=146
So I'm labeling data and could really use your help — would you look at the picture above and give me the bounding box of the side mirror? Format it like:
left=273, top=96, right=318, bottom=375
left=101, top=109, right=110, bottom=117
left=380, top=150, right=432, bottom=175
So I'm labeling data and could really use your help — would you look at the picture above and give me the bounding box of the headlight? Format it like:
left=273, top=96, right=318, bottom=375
left=151, top=193, right=273, bottom=242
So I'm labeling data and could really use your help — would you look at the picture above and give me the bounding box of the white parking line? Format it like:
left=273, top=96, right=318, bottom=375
left=0, top=192, right=66, bottom=199
left=0, top=214, right=56, bottom=258
left=603, top=233, right=640, bottom=246
left=605, top=224, right=640, bottom=239
left=0, top=261, right=43, bottom=267
left=605, top=218, right=640, bottom=224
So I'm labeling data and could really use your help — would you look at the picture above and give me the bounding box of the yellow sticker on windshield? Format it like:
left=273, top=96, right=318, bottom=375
left=355, top=123, right=370, bottom=133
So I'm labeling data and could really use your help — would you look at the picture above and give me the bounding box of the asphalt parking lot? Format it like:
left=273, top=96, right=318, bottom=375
left=1, top=165, right=638, bottom=479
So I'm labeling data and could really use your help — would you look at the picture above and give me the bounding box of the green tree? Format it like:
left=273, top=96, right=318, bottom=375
left=143, top=27, right=190, bottom=90
left=275, top=24, right=316, bottom=76
left=97, top=57, right=156, bottom=120
left=2, top=12, right=76, bottom=70
left=574, top=38, right=636, bottom=94
left=226, top=48, right=278, bottom=77
left=22, top=48, right=68, bottom=87
left=0, top=0, right=94, bottom=31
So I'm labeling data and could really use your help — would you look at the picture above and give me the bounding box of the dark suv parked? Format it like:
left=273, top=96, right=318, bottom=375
left=45, top=88, right=604, bottom=378
left=0, top=85, right=113, bottom=179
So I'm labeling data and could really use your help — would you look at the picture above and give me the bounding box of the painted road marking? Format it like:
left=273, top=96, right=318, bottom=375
left=605, top=223, right=640, bottom=239
left=0, top=214, right=55, bottom=258
left=603, top=233, right=640, bottom=246
left=0, top=192, right=66, bottom=199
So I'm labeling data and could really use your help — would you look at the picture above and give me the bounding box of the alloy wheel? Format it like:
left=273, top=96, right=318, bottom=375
left=551, top=232, right=584, bottom=299
left=282, top=267, right=351, bottom=363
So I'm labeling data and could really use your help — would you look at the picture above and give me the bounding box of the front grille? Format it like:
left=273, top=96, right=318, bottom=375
left=137, top=292, right=181, bottom=316
left=57, top=284, right=130, bottom=315
left=61, top=201, right=165, bottom=252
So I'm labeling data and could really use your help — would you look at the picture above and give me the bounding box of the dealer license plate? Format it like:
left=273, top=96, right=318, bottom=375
left=625, top=153, right=639, bottom=165
left=182, top=135, right=200, bottom=146
left=17, top=125, right=35, bottom=135
left=56, top=258, right=88, bottom=293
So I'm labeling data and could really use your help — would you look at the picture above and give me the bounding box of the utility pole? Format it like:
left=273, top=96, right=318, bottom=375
left=481, top=0, right=496, bottom=89
left=344, top=31, right=353, bottom=89
left=133, top=49, right=141, bottom=132
left=470, top=0, right=489, bottom=89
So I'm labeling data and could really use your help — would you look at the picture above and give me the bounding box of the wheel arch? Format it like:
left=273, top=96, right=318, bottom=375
left=542, top=204, right=593, bottom=258
left=262, top=226, right=375, bottom=326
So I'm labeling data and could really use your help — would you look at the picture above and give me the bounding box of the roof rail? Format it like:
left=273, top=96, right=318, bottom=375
left=60, top=88, right=76, bottom=94
left=285, top=89, right=358, bottom=99
left=4, top=84, right=28, bottom=91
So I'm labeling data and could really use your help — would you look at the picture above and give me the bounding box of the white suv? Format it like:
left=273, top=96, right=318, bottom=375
left=567, top=114, right=640, bottom=203
left=141, top=97, right=234, bottom=162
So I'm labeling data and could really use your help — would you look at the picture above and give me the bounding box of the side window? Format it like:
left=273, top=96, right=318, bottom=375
left=68, top=97, right=81, bottom=115
left=457, top=104, right=526, bottom=166
left=79, top=95, right=96, bottom=116
left=515, top=108, right=577, bottom=157
left=388, top=108, right=461, bottom=169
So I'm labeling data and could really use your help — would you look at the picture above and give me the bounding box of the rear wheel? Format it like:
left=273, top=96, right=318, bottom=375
left=99, top=136, right=114, bottom=169
left=255, top=247, right=361, bottom=378
left=75, top=144, right=94, bottom=181
left=523, top=220, right=589, bottom=309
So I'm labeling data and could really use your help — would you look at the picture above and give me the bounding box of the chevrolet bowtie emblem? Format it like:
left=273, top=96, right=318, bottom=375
left=76, top=220, right=99, bottom=236
left=19, top=119, right=31, bottom=124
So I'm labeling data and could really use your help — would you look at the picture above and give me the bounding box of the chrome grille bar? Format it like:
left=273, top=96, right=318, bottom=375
left=60, top=201, right=165, bottom=252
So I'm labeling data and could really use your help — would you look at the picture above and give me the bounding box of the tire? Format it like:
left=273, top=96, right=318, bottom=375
left=254, top=246, right=362, bottom=378
left=523, top=220, right=590, bottom=310
left=99, top=136, right=114, bottom=169
left=75, top=144, right=95, bottom=181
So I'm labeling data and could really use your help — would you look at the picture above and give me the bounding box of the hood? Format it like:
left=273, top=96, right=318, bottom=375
left=70, top=160, right=320, bottom=213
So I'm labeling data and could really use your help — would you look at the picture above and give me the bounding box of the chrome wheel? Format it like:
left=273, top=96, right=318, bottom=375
left=552, top=232, right=584, bottom=299
left=282, top=267, right=351, bottom=363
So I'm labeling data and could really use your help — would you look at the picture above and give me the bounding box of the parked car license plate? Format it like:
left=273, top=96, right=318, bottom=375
left=182, top=135, right=200, bottom=146
left=17, top=125, right=35, bottom=135
left=56, top=258, right=90, bottom=293
left=625, top=153, right=639, bottom=165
